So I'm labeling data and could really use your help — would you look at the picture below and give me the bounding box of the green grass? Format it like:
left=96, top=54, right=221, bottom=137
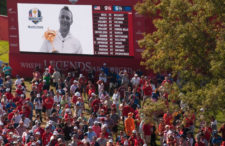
left=0, top=40, right=9, bottom=63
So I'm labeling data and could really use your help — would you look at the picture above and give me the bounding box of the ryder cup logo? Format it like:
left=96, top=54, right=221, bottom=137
left=29, top=8, right=42, bottom=24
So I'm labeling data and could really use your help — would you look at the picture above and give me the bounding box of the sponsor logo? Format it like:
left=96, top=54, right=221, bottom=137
left=29, top=8, right=42, bottom=24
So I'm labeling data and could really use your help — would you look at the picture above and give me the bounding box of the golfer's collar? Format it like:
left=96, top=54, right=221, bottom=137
left=58, top=31, right=72, bottom=40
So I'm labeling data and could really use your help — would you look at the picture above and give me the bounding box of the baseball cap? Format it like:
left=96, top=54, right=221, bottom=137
left=53, top=131, right=58, bottom=136
left=75, top=92, right=80, bottom=97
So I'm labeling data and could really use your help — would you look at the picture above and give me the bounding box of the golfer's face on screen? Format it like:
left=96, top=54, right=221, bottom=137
left=59, top=10, right=73, bottom=30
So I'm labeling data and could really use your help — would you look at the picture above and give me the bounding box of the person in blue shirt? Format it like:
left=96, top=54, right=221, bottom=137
left=86, top=126, right=97, bottom=141
left=100, top=63, right=109, bottom=76
left=0, top=75, right=3, bottom=86
left=212, top=131, right=223, bottom=145
left=6, top=100, right=16, bottom=113
left=3, top=63, right=12, bottom=78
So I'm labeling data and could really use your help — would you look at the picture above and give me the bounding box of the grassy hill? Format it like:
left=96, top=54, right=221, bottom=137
left=0, top=40, right=9, bottom=63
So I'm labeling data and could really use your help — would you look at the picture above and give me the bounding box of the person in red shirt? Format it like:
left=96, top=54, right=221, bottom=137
left=167, top=134, right=177, bottom=146
left=25, top=101, right=32, bottom=117
left=158, top=120, right=165, bottom=137
left=136, top=133, right=144, bottom=146
left=195, top=134, right=206, bottom=146
left=161, top=76, right=172, bottom=86
left=15, top=85, right=23, bottom=95
left=92, top=121, right=101, bottom=138
left=143, top=121, right=153, bottom=145
left=48, top=63, right=54, bottom=75
left=34, top=123, right=45, bottom=137
left=128, top=130, right=139, bottom=146
left=87, top=85, right=96, bottom=99
left=143, top=80, right=153, bottom=102
left=42, top=126, right=52, bottom=145
left=72, top=92, right=79, bottom=105
left=91, top=97, right=101, bottom=113
left=5, top=88, right=14, bottom=100
left=44, top=94, right=54, bottom=118
left=163, top=111, right=173, bottom=125
left=203, top=125, right=212, bottom=143
left=122, top=104, right=134, bottom=119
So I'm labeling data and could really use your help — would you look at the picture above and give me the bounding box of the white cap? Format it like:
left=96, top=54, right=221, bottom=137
left=53, top=131, right=58, bottom=136
left=102, top=124, right=107, bottom=128
left=124, top=140, right=128, bottom=145
left=200, top=108, right=204, bottom=112
left=75, top=92, right=80, bottom=97
left=65, top=109, right=70, bottom=113
left=91, top=93, right=96, bottom=97
left=109, top=139, right=113, bottom=143
left=167, top=130, right=173, bottom=135
left=76, top=101, right=80, bottom=105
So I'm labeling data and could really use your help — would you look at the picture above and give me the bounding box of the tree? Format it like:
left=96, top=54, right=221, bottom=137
left=0, top=0, right=7, bottom=15
left=135, top=0, right=225, bottom=121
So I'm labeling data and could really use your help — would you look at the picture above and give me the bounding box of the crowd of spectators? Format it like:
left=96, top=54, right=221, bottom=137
left=0, top=62, right=224, bottom=146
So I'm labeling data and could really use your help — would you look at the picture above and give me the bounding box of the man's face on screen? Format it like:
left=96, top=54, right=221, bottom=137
left=59, top=10, right=73, bottom=31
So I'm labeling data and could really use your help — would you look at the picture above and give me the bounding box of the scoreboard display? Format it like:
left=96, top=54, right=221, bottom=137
left=17, top=3, right=134, bottom=56
left=93, top=6, right=133, bottom=56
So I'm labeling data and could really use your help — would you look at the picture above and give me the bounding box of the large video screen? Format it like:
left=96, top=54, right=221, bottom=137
left=17, top=3, right=134, bottom=56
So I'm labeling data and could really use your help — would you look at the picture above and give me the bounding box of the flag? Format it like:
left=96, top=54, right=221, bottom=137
left=94, top=6, right=101, bottom=10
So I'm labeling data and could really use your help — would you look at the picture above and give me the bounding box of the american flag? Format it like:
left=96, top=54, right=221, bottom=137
left=93, top=6, right=101, bottom=10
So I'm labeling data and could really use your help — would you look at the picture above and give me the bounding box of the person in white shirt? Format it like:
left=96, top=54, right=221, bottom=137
left=130, top=73, right=140, bottom=87
left=52, top=69, right=61, bottom=87
left=54, top=91, right=62, bottom=104
left=14, top=75, right=22, bottom=87
left=40, top=6, right=82, bottom=54
left=112, top=88, right=120, bottom=115
left=34, top=94, right=43, bottom=122
left=70, top=80, right=79, bottom=95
